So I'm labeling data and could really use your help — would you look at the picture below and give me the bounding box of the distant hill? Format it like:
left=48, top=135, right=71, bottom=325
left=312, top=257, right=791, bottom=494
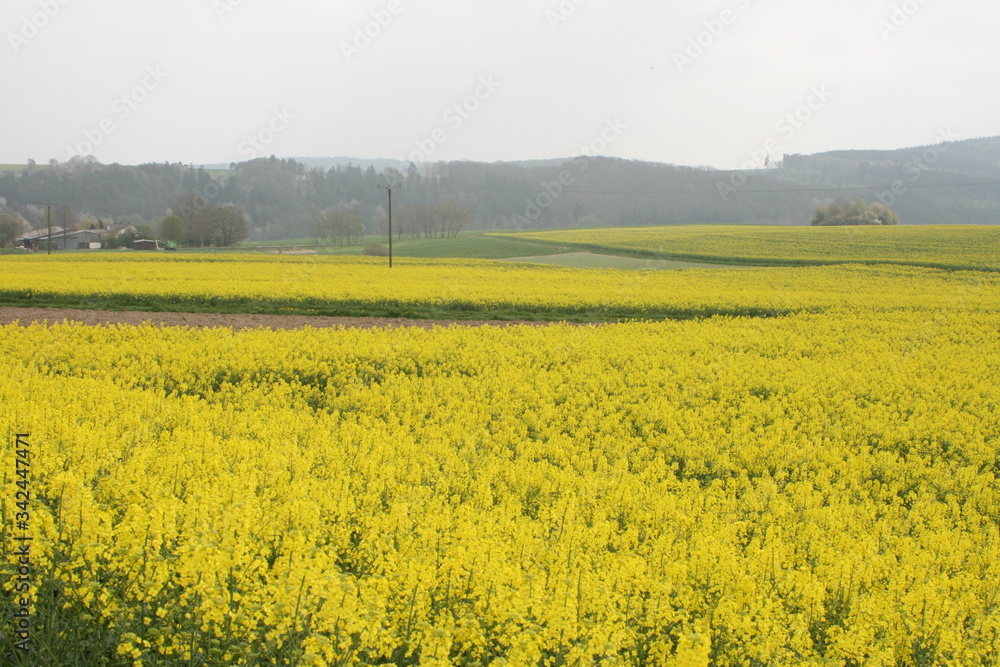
left=790, top=135, right=1000, bottom=179
left=1, top=137, right=998, bottom=240
left=198, top=157, right=410, bottom=172
left=779, top=135, right=1000, bottom=225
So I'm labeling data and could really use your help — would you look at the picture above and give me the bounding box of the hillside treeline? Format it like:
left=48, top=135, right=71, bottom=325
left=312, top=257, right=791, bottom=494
left=1, top=136, right=998, bottom=241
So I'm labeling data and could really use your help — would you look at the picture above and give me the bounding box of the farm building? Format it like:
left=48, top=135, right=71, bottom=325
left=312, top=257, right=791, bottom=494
left=67, top=229, right=110, bottom=249
left=17, top=227, right=64, bottom=250
left=133, top=239, right=165, bottom=251
left=17, top=228, right=110, bottom=250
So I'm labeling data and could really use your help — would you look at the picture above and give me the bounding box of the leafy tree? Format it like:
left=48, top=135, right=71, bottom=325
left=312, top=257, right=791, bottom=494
left=363, top=241, right=388, bottom=256
left=106, top=225, right=152, bottom=249
left=0, top=213, right=28, bottom=247
left=212, top=205, right=248, bottom=247
left=172, top=193, right=213, bottom=247
left=811, top=203, right=832, bottom=226
left=812, top=198, right=900, bottom=226
left=171, top=196, right=246, bottom=247
left=868, top=202, right=899, bottom=225
left=160, top=215, right=187, bottom=245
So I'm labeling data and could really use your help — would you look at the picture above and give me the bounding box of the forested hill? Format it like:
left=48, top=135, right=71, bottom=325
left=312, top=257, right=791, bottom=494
left=779, top=135, right=1000, bottom=225
left=786, top=135, right=1000, bottom=180
left=2, top=136, right=998, bottom=240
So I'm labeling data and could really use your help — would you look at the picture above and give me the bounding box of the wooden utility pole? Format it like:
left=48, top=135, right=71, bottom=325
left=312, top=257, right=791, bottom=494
left=38, top=202, right=56, bottom=255
left=378, top=183, right=401, bottom=268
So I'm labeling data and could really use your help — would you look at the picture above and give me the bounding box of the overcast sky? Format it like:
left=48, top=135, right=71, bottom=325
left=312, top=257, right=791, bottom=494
left=1, top=0, right=997, bottom=169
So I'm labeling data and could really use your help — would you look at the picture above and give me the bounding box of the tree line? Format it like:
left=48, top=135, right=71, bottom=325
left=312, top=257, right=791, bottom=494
left=1, top=138, right=998, bottom=247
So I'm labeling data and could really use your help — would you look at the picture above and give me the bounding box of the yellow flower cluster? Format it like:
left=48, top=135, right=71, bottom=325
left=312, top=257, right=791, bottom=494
left=497, top=224, right=1000, bottom=271
left=2, top=300, right=999, bottom=663
left=0, top=253, right=997, bottom=319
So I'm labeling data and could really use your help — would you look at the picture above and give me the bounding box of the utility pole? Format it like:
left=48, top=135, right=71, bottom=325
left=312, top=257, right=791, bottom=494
left=378, top=183, right=400, bottom=268
left=38, top=202, right=56, bottom=255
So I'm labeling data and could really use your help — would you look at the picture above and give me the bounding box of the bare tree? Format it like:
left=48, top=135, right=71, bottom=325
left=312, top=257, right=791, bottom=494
left=313, top=208, right=364, bottom=245
left=437, top=200, right=472, bottom=238
left=403, top=202, right=436, bottom=239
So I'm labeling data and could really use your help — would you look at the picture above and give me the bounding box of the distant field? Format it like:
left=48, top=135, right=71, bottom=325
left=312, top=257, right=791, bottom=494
left=375, top=234, right=571, bottom=259
left=493, top=225, right=1000, bottom=271
left=243, top=232, right=570, bottom=260
left=500, top=252, right=745, bottom=270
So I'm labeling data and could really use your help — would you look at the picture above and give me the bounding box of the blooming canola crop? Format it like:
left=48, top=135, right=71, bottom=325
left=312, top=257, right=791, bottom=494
left=2, top=302, right=999, bottom=664
left=0, top=253, right=997, bottom=320
left=499, top=225, right=1000, bottom=271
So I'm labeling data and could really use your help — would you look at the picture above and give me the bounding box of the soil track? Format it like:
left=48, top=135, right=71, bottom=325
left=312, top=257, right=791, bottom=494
left=0, top=307, right=555, bottom=331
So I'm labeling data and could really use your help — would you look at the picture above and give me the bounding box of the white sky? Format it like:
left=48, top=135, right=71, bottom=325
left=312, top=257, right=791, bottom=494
left=1, top=0, right=997, bottom=169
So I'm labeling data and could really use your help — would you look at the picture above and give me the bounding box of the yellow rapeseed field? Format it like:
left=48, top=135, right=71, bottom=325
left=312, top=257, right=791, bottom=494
left=1, top=248, right=999, bottom=665
left=496, top=225, right=1000, bottom=271
left=0, top=253, right=997, bottom=319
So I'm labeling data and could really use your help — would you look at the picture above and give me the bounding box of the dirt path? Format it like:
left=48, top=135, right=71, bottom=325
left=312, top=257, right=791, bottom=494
left=0, top=307, right=553, bottom=331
